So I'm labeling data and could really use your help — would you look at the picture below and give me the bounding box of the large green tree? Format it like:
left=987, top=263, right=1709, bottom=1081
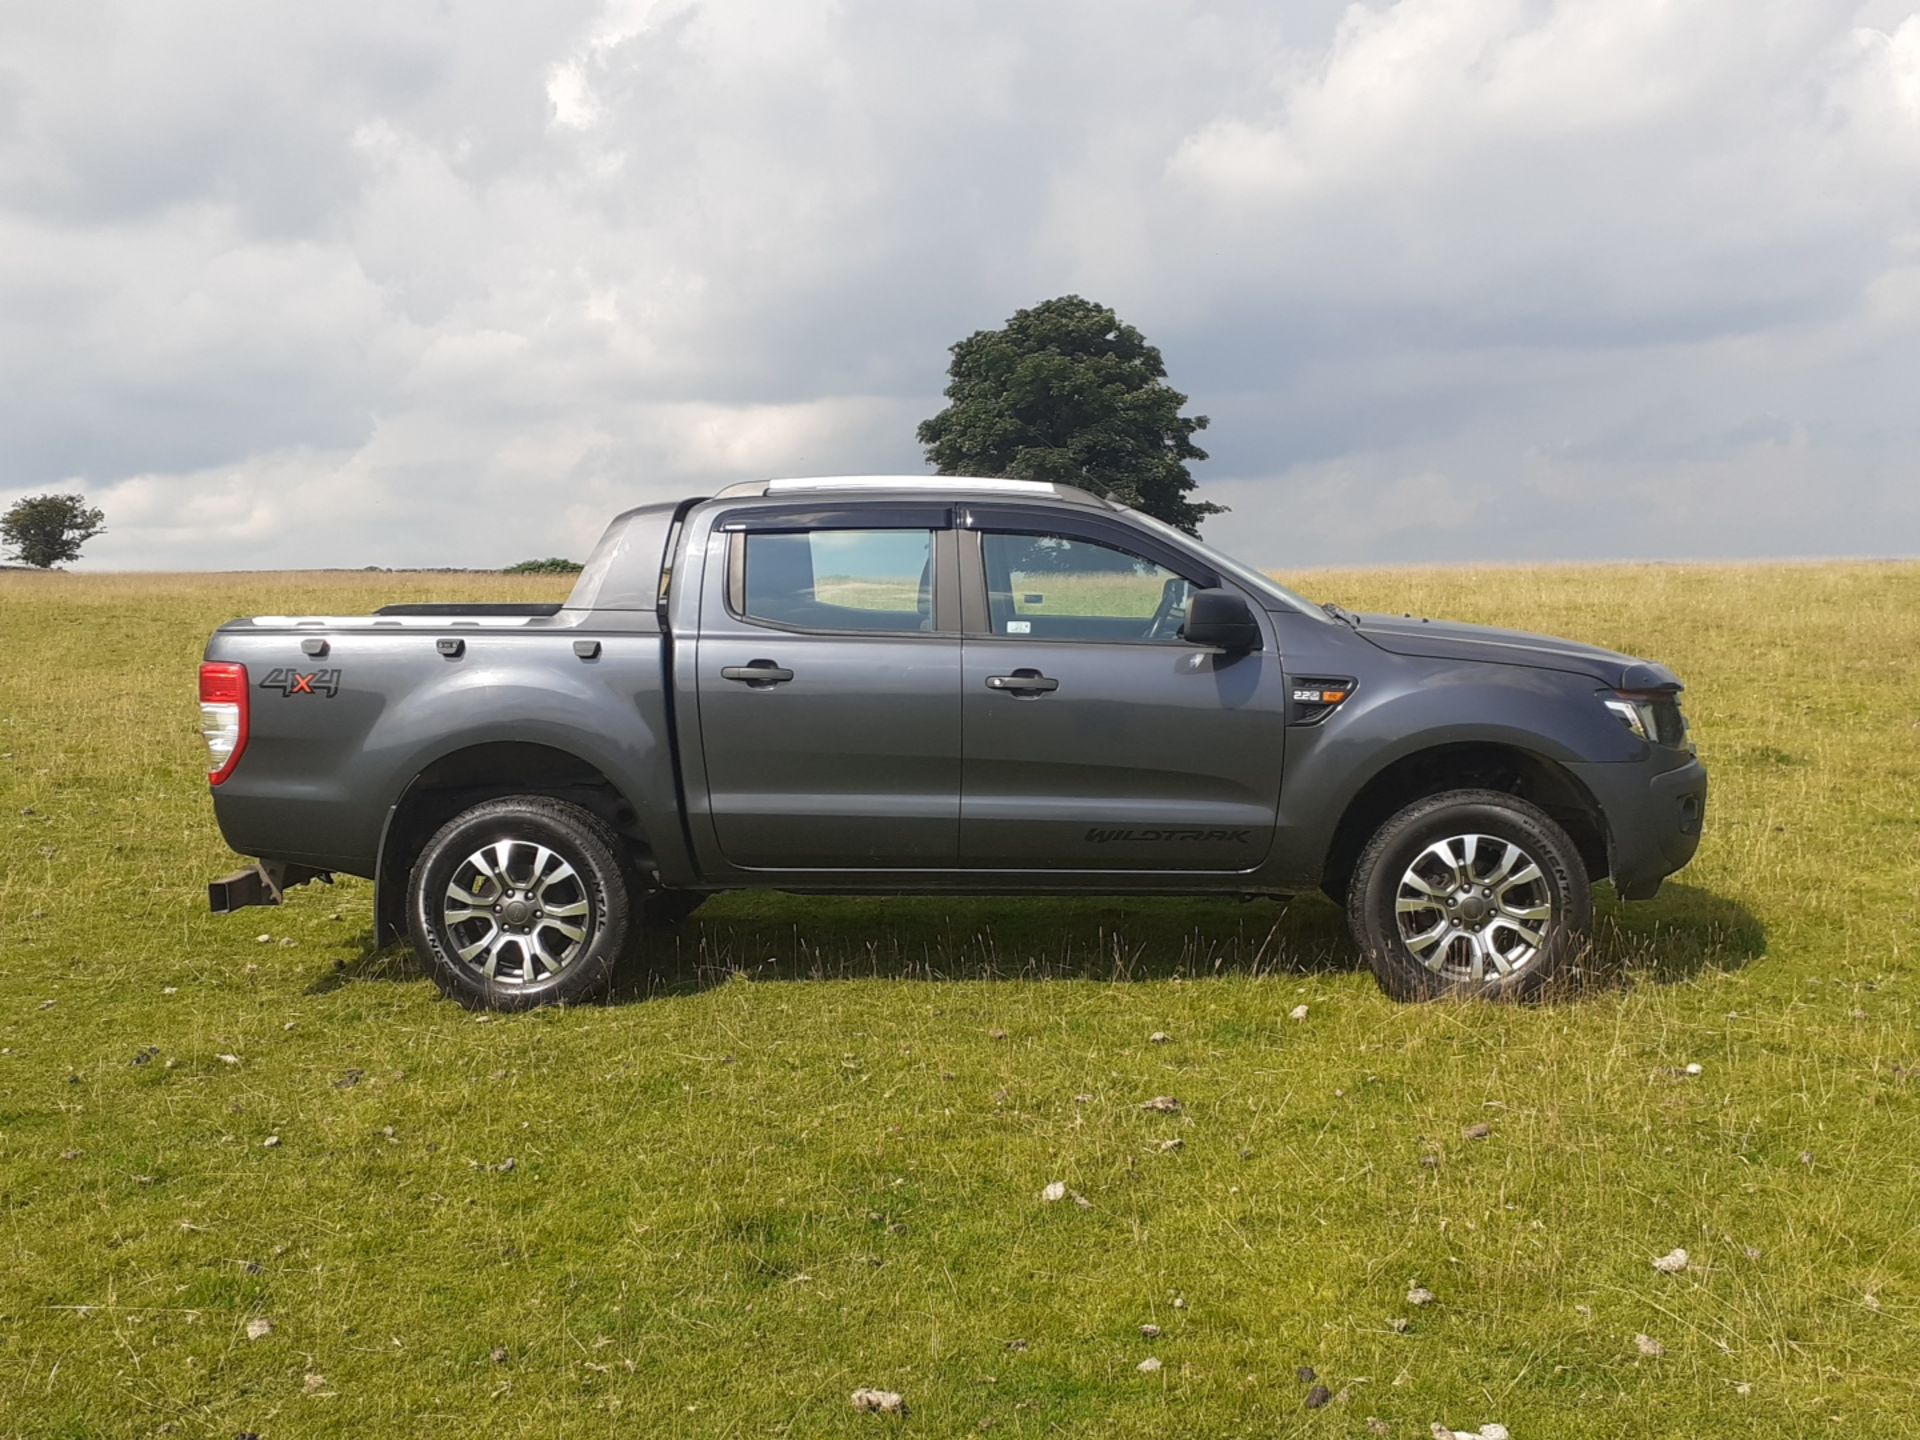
left=917, top=295, right=1220, bottom=534
left=2, top=493, right=106, bottom=569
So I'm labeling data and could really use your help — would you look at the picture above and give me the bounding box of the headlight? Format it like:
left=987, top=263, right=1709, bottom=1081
left=1601, top=689, right=1687, bottom=747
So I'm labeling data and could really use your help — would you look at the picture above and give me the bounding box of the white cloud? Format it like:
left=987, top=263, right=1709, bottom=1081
left=0, top=0, right=1916, bottom=572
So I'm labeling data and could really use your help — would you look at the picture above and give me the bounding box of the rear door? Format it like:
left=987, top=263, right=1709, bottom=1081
left=692, top=503, right=963, bottom=869
left=957, top=506, right=1288, bottom=872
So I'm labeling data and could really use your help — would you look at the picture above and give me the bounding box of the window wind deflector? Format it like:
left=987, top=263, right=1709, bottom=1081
left=719, top=503, right=953, bottom=532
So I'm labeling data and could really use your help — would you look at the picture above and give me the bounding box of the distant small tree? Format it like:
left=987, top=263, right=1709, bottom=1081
left=504, top=557, right=584, bottom=575
left=2, top=493, right=107, bottom=569
left=917, top=295, right=1220, bottom=534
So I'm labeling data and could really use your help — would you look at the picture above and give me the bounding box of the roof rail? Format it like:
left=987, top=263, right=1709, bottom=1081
left=762, top=476, right=1058, bottom=496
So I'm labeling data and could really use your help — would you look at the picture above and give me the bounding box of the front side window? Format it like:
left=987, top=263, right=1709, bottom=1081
left=980, top=532, right=1194, bottom=643
left=740, top=528, right=935, bottom=633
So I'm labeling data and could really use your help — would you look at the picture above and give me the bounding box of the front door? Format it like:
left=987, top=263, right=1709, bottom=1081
left=695, top=510, right=962, bottom=869
left=958, top=517, right=1287, bottom=872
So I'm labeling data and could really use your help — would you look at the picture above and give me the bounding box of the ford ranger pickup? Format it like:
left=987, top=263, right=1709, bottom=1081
left=200, top=476, right=1707, bottom=1007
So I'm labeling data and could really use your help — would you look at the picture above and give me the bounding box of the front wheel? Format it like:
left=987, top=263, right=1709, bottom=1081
left=407, top=795, right=634, bottom=1010
left=1347, top=789, right=1592, bottom=1002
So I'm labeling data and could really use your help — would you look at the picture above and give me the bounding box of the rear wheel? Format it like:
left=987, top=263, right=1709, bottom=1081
left=407, top=795, right=633, bottom=1010
left=1347, top=789, right=1591, bottom=1001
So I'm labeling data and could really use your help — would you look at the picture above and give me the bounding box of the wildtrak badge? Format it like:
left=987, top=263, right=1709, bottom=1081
left=1085, top=827, right=1251, bottom=844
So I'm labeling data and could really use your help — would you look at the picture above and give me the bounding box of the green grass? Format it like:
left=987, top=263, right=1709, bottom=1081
left=2, top=561, right=1918, bottom=1438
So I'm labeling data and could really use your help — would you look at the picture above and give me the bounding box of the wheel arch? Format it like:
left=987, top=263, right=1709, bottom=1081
left=1319, top=740, right=1609, bottom=906
left=373, top=740, right=650, bottom=947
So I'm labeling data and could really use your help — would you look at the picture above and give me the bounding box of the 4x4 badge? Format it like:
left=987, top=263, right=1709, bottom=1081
left=259, top=667, right=341, bottom=697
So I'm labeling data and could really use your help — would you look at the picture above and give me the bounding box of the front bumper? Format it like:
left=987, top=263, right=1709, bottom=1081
left=1565, top=753, right=1708, bottom=901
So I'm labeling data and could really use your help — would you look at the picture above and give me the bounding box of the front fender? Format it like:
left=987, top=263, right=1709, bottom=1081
left=1267, top=656, right=1648, bottom=884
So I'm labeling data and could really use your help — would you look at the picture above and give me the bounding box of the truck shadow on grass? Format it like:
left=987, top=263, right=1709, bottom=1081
left=318, top=882, right=1762, bottom=1001
left=616, top=882, right=1764, bottom=999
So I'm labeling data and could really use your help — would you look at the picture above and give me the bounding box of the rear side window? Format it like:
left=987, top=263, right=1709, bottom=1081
left=739, top=529, right=936, bottom=633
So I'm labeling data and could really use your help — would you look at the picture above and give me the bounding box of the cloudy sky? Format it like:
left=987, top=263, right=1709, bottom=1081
left=3, top=0, right=1917, bottom=570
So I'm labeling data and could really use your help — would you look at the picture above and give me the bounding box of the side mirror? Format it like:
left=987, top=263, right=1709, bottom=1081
left=1180, top=588, right=1260, bottom=652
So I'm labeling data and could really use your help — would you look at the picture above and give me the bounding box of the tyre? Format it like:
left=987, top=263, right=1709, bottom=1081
left=406, top=795, right=634, bottom=1010
left=641, top=890, right=707, bottom=928
left=1346, top=788, right=1592, bottom=1002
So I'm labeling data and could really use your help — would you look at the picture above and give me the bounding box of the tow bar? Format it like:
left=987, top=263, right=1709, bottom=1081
left=208, top=862, right=332, bottom=913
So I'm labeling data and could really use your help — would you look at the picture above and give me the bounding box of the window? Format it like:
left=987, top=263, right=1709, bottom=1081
left=980, top=532, right=1195, bottom=643
left=740, top=528, right=936, bottom=633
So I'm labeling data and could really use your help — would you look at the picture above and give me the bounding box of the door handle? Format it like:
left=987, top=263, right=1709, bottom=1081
left=721, top=660, right=795, bottom=687
left=985, top=669, right=1059, bottom=695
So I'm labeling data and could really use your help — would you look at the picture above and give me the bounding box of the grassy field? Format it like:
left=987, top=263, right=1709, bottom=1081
left=2, top=561, right=1918, bottom=1438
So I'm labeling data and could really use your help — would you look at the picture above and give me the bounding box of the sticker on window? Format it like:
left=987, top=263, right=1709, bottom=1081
left=1006, top=620, right=1031, bottom=634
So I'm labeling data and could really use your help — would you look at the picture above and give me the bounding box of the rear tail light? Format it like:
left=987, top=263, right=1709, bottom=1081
left=199, top=662, right=249, bottom=784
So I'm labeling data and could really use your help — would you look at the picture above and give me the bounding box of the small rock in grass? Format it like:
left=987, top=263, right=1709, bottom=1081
left=1368, top=1421, right=1392, bottom=1436
left=1407, top=1286, right=1435, bottom=1306
left=37, top=999, right=56, bottom=1010
left=263, top=1136, right=281, bottom=1149
left=491, top=1346, right=509, bottom=1363
left=1149, top=1031, right=1172, bottom=1044
left=245, top=1317, right=273, bottom=1341
left=1171, top=1297, right=1187, bottom=1310
left=1297, top=1365, right=1317, bottom=1382
left=1634, top=1333, right=1664, bottom=1357
left=1652, top=1247, right=1689, bottom=1273
left=1140, top=1096, right=1182, bottom=1114
left=1289, top=1004, right=1309, bottom=1021
left=1140, top=1324, right=1160, bottom=1339
left=988, top=1028, right=1008, bottom=1042
left=302, top=1373, right=328, bottom=1395
left=1005, top=1338, right=1029, bottom=1352
left=256, top=935, right=271, bottom=944
left=1734, top=1382, right=1752, bottom=1396
left=1041, top=1181, right=1067, bottom=1203
left=1389, top=1316, right=1410, bottom=1333
left=59, top=1149, right=81, bottom=1161
left=1305, top=1383, right=1332, bottom=1408
left=161, top=986, right=177, bottom=995
left=1462, top=1123, right=1492, bottom=1141
left=495, top=1157, right=516, bottom=1173
left=1137, top=1357, right=1162, bottom=1374
left=1684, top=1062, right=1704, bottom=1076
left=218, top=1054, right=242, bottom=1066
left=850, top=1387, right=908, bottom=1416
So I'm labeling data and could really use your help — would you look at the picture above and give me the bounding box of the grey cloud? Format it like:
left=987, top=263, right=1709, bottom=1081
left=0, top=0, right=1915, bottom=572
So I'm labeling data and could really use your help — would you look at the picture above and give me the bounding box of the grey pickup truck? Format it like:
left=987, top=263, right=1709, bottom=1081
left=200, top=476, right=1707, bottom=1008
